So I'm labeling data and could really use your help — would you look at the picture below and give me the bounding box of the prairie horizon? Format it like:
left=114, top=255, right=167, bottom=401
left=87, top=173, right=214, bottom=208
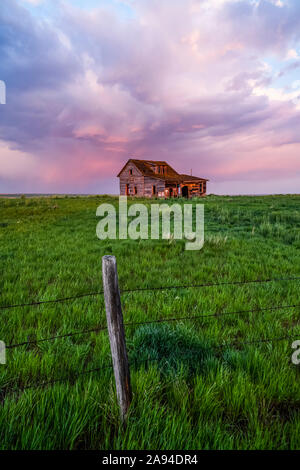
left=1, top=192, right=300, bottom=198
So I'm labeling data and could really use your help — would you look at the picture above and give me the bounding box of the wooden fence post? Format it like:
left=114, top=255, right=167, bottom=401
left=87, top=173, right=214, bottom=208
left=102, top=255, right=132, bottom=423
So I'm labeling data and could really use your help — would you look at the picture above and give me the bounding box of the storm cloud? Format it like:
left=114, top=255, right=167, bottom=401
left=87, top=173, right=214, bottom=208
left=0, top=0, right=300, bottom=193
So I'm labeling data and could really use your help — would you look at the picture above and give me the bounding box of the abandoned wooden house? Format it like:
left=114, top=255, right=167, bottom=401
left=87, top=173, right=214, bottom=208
left=117, top=159, right=208, bottom=198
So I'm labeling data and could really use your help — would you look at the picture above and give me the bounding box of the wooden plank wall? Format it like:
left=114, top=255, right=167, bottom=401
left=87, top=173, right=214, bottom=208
left=119, top=162, right=207, bottom=197
left=119, top=162, right=144, bottom=196
left=143, top=177, right=165, bottom=197
left=119, top=163, right=166, bottom=197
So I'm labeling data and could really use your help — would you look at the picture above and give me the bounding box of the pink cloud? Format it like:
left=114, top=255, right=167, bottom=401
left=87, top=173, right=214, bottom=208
left=0, top=0, right=300, bottom=194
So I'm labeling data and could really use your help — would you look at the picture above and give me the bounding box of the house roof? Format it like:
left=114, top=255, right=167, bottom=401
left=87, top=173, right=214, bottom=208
left=180, top=174, right=209, bottom=182
left=117, top=159, right=179, bottom=180
left=117, top=159, right=209, bottom=183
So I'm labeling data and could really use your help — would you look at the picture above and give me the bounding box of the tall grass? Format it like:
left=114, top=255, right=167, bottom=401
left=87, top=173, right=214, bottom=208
left=0, top=194, right=299, bottom=449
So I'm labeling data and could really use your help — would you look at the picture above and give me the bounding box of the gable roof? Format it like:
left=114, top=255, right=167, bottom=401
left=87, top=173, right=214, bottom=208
left=117, top=159, right=209, bottom=183
left=117, top=159, right=179, bottom=181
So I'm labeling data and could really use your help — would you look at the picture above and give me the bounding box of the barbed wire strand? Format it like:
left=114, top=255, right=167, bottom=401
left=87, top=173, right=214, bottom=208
left=121, top=276, right=300, bottom=294
left=5, top=302, right=300, bottom=350
left=2, top=363, right=113, bottom=395
left=6, top=324, right=107, bottom=350
left=1, top=275, right=300, bottom=311
left=123, top=303, right=300, bottom=329
left=0, top=291, right=103, bottom=311
left=215, top=333, right=300, bottom=350
left=3, top=333, right=299, bottom=395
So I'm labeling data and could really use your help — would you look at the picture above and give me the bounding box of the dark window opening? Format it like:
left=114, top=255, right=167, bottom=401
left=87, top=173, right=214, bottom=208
left=125, top=184, right=130, bottom=195
left=152, top=185, right=156, bottom=196
left=134, top=186, right=137, bottom=195
left=129, top=169, right=133, bottom=175
left=182, top=186, right=189, bottom=198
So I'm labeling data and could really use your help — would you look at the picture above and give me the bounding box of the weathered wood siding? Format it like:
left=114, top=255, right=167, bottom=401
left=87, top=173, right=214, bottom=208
left=119, top=162, right=144, bottom=196
left=118, top=160, right=207, bottom=198
left=119, top=162, right=166, bottom=197
left=144, top=177, right=165, bottom=198
left=180, top=181, right=207, bottom=197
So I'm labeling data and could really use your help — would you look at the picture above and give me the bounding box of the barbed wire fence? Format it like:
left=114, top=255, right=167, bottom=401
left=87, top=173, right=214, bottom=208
left=0, top=256, right=299, bottom=420
left=1, top=275, right=300, bottom=311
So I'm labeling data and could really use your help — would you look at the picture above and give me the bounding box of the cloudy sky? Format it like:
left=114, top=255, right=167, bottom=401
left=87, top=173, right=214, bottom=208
left=0, top=0, right=300, bottom=194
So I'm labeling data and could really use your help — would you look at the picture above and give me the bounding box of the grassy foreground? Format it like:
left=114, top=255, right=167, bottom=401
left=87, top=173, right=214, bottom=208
left=0, top=194, right=299, bottom=450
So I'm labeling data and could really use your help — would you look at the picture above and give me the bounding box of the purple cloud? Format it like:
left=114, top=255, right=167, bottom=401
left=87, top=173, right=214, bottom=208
left=0, top=0, right=300, bottom=194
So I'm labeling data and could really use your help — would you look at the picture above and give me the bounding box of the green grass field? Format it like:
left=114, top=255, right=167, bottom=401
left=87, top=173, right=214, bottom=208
left=0, top=194, right=299, bottom=450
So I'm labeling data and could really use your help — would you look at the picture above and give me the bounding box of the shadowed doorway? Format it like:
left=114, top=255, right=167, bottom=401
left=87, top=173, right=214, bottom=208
left=182, top=186, right=189, bottom=198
